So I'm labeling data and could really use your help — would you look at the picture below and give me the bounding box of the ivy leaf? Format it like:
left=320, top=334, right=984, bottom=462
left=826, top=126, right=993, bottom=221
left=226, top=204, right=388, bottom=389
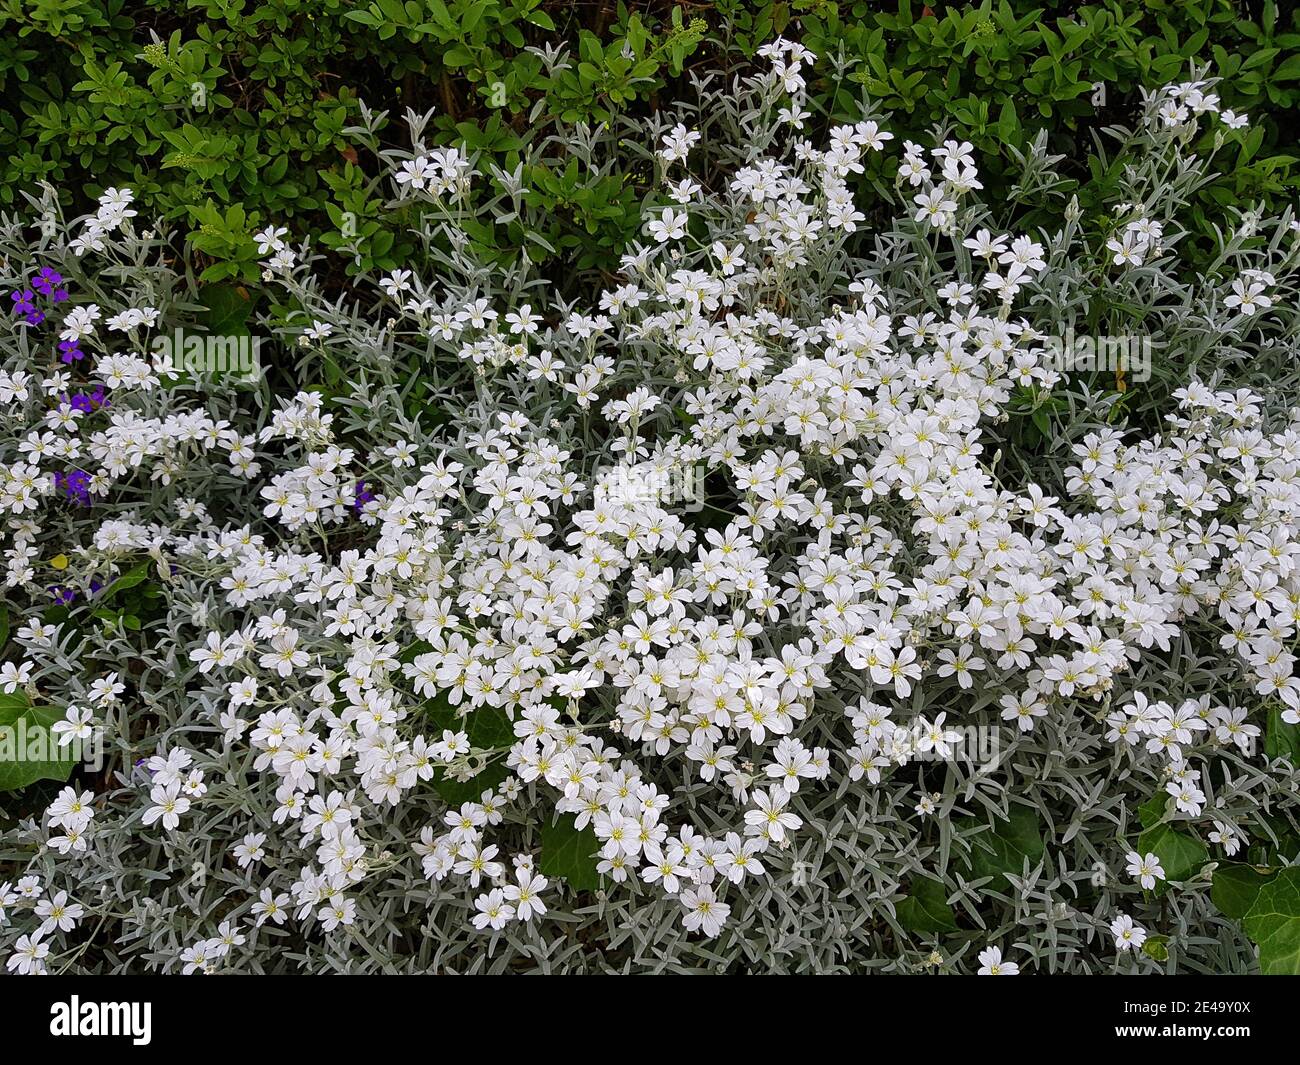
left=1212, top=863, right=1277, bottom=920
left=1243, top=821, right=1300, bottom=869
left=539, top=814, right=600, bottom=892
left=1136, top=823, right=1209, bottom=892
left=961, top=805, right=1046, bottom=887
left=896, top=876, right=958, bottom=934
left=1137, top=791, right=1169, bottom=829
left=423, top=693, right=514, bottom=805
left=1264, top=706, right=1300, bottom=764
left=431, top=760, right=509, bottom=805
left=425, top=697, right=514, bottom=750
left=201, top=283, right=255, bottom=337
left=0, top=694, right=76, bottom=792
left=1141, top=934, right=1170, bottom=962
left=1242, top=867, right=1300, bottom=975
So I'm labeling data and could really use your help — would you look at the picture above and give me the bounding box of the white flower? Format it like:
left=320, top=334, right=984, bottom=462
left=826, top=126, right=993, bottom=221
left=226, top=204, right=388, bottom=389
left=1125, top=851, right=1165, bottom=890
left=977, top=946, right=1019, bottom=974
left=647, top=207, right=688, bottom=243
left=142, top=783, right=192, bottom=831
left=7, top=932, right=50, bottom=975
left=50, top=704, right=94, bottom=746
left=1110, top=913, right=1148, bottom=951
left=680, top=885, right=731, bottom=937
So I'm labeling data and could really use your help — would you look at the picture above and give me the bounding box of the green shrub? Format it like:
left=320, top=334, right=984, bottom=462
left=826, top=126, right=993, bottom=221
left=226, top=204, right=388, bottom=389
left=2, top=1, right=1296, bottom=284
left=0, top=0, right=708, bottom=280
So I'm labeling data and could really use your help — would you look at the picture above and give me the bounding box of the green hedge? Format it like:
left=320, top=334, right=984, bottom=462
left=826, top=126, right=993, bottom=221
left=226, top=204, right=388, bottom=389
left=2, top=0, right=1296, bottom=278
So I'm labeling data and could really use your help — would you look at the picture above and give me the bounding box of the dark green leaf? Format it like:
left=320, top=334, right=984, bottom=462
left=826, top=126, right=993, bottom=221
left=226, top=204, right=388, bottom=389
left=100, top=562, right=153, bottom=602
left=1242, top=868, right=1300, bottom=974
left=1141, top=934, right=1169, bottom=962
left=539, top=814, right=600, bottom=892
left=1137, top=823, right=1209, bottom=890
left=896, top=876, right=958, bottom=933
left=1265, top=706, right=1300, bottom=763
left=0, top=694, right=76, bottom=792
left=1137, top=790, right=1169, bottom=829
left=1212, top=863, right=1276, bottom=920
left=424, top=692, right=514, bottom=804
left=201, top=284, right=256, bottom=337
left=961, top=805, right=1046, bottom=887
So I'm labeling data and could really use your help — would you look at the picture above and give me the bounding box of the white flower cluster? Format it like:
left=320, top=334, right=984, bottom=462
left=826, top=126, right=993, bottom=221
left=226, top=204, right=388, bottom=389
left=394, top=147, right=475, bottom=200
left=124, top=50, right=1292, bottom=959
left=2, top=43, right=1298, bottom=974
left=68, top=187, right=137, bottom=257
left=1, top=876, right=85, bottom=975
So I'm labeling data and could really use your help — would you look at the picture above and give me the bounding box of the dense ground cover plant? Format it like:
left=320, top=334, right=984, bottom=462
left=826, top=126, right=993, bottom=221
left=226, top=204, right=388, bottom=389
left=3, top=40, right=1300, bottom=975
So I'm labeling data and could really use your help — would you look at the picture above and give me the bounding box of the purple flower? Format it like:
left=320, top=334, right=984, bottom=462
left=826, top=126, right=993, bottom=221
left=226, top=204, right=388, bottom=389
left=31, top=268, right=63, bottom=296
left=49, top=585, right=77, bottom=605
left=10, top=288, right=44, bottom=325
left=10, top=270, right=70, bottom=324
left=58, top=340, right=85, bottom=364
left=353, top=480, right=375, bottom=512
left=55, top=468, right=93, bottom=506
left=63, top=387, right=109, bottom=414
